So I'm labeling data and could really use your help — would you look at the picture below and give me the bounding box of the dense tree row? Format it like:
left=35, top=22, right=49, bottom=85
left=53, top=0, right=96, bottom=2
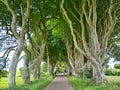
left=0, top=0, right=120, bottom=87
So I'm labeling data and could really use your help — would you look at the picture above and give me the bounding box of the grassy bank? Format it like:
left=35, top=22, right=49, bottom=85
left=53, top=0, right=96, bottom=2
left=0, top=73, right=53, bottom=90
left=68, top=76, right=120, bottom=90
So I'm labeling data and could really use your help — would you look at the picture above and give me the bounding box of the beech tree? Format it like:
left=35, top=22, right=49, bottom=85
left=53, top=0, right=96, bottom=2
left=1, top=0, right=120, bottom=87
left=60, top=0, right=120, bottom=84
left=64, top=26, right=85, bottom=77
left=28, top=0, right=60, bottom=80
left=1, top=0, right=30, bottom=86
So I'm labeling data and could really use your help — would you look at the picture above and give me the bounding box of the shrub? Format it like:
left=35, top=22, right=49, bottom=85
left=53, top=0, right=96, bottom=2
left=105, top=69, right=120, bottom=76
left=0, top=70, right=8, bottom=77
left=105, top=69, right=112, bottom=75
left=116, top=70, right=120, bottom=76
left=114, top=64, right=120, bottom=69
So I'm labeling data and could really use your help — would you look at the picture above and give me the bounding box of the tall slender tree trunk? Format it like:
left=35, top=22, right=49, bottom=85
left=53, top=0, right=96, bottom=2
left=33, top=39, right=46, bottom=80
left=64, top=34, right=78, bottom=76
left=34, top=62, right=41, bottom=80
left=47, top=56, right=51, bottom=74
left=46, top=45, right=51, bottom=74
left=22, top=49, right=31, bottom=83
left=22, top=58, right=30, bottom=83
left=8, top=47, right=22, bottom=86
left=67, top=63, right=73, bottom=75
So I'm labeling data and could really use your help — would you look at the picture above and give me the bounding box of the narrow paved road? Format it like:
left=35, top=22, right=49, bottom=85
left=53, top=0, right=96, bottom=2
left=44, top=75, right=74, bottom=90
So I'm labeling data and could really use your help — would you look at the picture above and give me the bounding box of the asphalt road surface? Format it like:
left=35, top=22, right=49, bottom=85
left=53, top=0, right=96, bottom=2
left=44, top=75, right=74, bottom=90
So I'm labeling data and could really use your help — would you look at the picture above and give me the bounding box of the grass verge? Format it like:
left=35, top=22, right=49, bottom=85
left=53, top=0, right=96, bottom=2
left=0, top=73, right=53, bottom=90
left=68, top=76, right=120, bottom=90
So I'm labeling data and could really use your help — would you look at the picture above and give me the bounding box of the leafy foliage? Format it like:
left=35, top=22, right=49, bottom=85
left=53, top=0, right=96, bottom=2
left=114, top=64, right=120, bottom=69
left=105, top=69, right=120, bottom=76
left=0, top=0, right=120, bottom=87
left=0, top=70, right=8, bottom=78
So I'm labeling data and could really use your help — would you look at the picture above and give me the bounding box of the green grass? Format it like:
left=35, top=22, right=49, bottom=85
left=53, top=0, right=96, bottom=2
left=68, top=76, right=120, bottom=90
left=106, top=76, right=120, bottom=82
left=0, top=77, right=8, bottom=89
left=0, top=73, right=53, bottom=90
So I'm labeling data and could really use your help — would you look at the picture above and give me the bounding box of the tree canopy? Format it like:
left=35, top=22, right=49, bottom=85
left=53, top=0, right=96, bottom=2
left=0, top=0, right=120, bottom=86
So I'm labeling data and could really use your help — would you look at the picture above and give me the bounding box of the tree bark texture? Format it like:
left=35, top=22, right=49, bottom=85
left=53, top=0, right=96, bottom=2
left=2, top=0, right=30, bottom=86
left=32, top=39, right=46, bottom=80
left=60, top=0, right=118, bottom=84
left=22, top=49, right=31, bottom=83
left=34, top=62, right=41, bottom=80
left=8, top=48, right=22, bottom=86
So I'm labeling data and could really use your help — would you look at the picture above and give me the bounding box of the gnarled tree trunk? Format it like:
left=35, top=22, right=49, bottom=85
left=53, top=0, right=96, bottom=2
left=8, top=47, right=22, bottom=86
left=32, top=39, right=46, bottom=80
left=34, top=62, right=41, bottom=80
left=2, top=0, right=30, bottom=86
left=60, top=0, right=116, bottom=84
left=22, top=49, right=31, bottom=83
